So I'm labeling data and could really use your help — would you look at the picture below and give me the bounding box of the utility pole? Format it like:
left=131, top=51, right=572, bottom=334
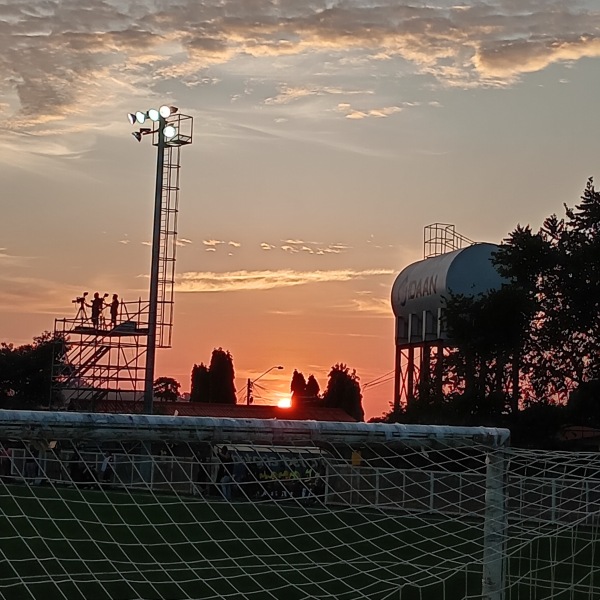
left=244, top=366, right=283, bottom=405
left=246, top=378, right=253, bottom=405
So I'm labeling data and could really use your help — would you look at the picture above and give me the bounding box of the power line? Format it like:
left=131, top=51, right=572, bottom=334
left=363, top=370, right=395, bottom=389
left=363, top=376, right=395, bottom=391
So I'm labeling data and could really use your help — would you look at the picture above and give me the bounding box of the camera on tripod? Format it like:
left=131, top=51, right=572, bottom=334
left=72, top=292, right=88, bottom=305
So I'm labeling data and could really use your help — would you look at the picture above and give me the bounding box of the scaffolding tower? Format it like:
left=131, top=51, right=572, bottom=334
left=51, top=112, right=193, bottom=412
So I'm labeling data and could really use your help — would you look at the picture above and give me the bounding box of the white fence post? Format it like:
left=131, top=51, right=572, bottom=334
left=482, top=449, right=507, bottom=600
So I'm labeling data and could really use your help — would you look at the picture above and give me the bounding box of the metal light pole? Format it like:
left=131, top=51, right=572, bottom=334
left=246, top=365, right=284, bottom=405
left=143, top=117, right=166, bottom=415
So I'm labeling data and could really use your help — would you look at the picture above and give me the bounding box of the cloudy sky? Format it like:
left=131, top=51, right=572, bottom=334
left=1, top=0, right=599, bottom=418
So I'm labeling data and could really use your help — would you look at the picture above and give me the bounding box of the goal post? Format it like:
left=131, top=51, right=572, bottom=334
left=1, top=411, right=597, bottom=600
left=0, top=410, right=510, bottom=447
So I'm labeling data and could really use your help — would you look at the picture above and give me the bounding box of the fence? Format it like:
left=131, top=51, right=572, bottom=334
left=5, top=447, right=599, bottom=525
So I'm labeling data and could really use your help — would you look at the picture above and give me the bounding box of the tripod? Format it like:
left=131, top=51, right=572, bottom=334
left=74, top=301, right=89, bottom=324
left=72, top=292, right=89, bottom=324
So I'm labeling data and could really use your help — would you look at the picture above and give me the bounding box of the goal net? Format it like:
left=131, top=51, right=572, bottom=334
left=0, top=411, right=598, bottom=600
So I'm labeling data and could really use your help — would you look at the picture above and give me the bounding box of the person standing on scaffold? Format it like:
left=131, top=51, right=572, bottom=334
left=88, top=292, right=104, bottom=329
left=109, top=294, right=119, bottom=327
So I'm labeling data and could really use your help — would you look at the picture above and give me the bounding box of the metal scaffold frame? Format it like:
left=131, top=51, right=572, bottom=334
left=423, top=223, right=474, bottom=258
left=51, top=299, right=150, bottom=410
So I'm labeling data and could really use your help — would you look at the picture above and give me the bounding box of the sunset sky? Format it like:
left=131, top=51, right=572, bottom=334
left=1, top=0, right=599, bottom=419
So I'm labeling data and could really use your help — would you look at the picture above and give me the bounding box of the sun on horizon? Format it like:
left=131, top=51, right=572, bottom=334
left=276, top=394, right=292, bottom=409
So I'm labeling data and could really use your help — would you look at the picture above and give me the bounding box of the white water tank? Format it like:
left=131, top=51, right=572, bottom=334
left=391, top=243, right=505, bottom=344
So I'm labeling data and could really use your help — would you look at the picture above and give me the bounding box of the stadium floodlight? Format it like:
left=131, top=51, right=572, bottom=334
left=159, top=105, right=178, bottom=118
left=127, top=113, right=137, bottom=125
left=126, top=103, right=193, bottom=415
left=163, top=125, right=177, bottom=139
left=135, top=111, right=146, bottom=124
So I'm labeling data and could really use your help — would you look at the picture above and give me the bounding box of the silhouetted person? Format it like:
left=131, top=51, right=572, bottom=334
left=89, top=292, right=103, bottom=329
left=110, top=294, right=119, bottom=327
left=216, top=445, right=233, bottom=501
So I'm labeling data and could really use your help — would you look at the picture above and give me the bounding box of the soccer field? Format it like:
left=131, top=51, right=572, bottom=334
left=1, top=484, right=598, bottom=600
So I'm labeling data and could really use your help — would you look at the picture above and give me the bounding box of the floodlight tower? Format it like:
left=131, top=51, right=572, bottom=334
left=128, top=105, right=193, bottom=414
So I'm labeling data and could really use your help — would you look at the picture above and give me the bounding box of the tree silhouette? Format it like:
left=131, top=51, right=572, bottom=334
left=323, top=363, right=364, bottom=421
left=290, top=370, right=307, bottom=405
left=153, top=377, right=181, bottom=402
left=442, top=284, right=534, bottom=419
left=494, top=178, right=600, bottom=401
left=190, top=363, right=210, bottom=403
left=566, top=380, right=600, bottom=428
left=208, top=348, right=237, bottom=404
left=290, top=371, right=321, bottom=406
left=305, top=374, right=321, bottom=400
left=0, top=331, right=67, bottom=409
left=190, top=350, right=237, bottom=404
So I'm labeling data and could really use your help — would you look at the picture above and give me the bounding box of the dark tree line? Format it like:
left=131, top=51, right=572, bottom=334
left=1, top=331, right=365, bottom=421
left=0, top=332, right=67, bottom=409
left=189, top=350, right=365, bottom=421
left=290, top=364, right=364, bottom=422
left=374, top=178, right=600, bottom=447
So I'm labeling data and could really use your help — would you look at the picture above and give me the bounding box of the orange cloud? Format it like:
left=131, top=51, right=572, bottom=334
left=176, top=268, right=394, bottom=292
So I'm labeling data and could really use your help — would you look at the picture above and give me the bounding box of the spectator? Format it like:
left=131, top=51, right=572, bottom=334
left=88, top=292, right=104, bottom=329
left=109, top=294, right=120, bottom=327
left=216, top=446, right=233, bottom=501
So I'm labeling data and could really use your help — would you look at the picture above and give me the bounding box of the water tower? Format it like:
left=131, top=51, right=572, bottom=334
left=390, top=224, right=507, bottom=410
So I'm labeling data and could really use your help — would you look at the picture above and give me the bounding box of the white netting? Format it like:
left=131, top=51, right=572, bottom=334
left=0, top=412, right=597, bottom=600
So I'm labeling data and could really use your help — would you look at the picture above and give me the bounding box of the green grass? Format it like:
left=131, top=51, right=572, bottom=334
left=0, top=484, right=597, bottom=600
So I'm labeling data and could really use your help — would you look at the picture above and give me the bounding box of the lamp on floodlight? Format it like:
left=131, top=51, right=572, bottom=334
left=132, top=127, right=152, bottom=142
left=163, top=125, right=177, bottom=139
left=160, top=105, right=178, bottom=118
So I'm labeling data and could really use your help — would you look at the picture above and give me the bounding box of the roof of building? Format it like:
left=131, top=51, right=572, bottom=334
left=68, top=399, right=357, bottom=422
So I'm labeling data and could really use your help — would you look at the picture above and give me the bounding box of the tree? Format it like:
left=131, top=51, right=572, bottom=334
left=442, top=284, right=534, bottom=419
left=305, top=375, right=321, bottom=400
left=290, top=370, right=307, bottom=404
left=323, top=363, right=364, bottom=421
left=290, top=371, right=321, bottom=406
left=207, top=348, right=236, bottom=404
left=566, top=380, right=600, bottom=427
left=189, top=349, right=237, bottom=404
left=0, top=331, right=67, bottom=409
left=190, top=363, right=210, bottom=403
left=153, top=377, right=181, bottom=403
left=494, top=178, right=600, bottom=401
